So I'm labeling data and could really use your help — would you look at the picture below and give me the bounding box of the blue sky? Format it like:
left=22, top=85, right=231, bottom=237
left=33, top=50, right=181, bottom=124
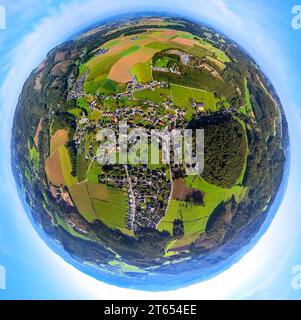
left=0, top=0, right=301, bottom=299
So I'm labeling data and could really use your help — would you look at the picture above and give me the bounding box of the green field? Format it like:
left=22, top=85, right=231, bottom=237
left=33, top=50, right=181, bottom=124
left=59, top=146, right=77, bottom=188
left=133, top=84, right=218, bottom=120
left=68, top=108, right=83, bottom=118
left=97, top=79, right=118, bottom=95
left=244, top=77, right=253, bottom=114
left=84, top=54, right=120, bottom=94
left=196, top=38, right=231, bottom=63
left=88, top=182, right=109, bottom=201
left=87, top=161, right=102, bottom=183
left=185, top=45, right=210, bottom=59
left=78, top=63, right=88, bottom=77
left=69, top=181, right=127, bottom=226
left=76, top=153, right=90, bottom=182
left=102, top=39, right=121, bottom=49
left=158, top=175, right=247, bottom=235
left=28, top=140, right=40, bottom=168
left=76, top=97, right=92, bottom=115
left=146, top=41, right=171, bottom=51
left=84, top=75, right=105, bottom=95
left=154, top=56, right=171, bottom=68
left=150, top=40, right=210, bottom=59
left=89, top=110, right=102, bottom=121
left=239, top=78, right=254, bottom=116
left=92, top=187, right=130, bottom=234
left=170, top=84, right=218, bottom=119
left=158, top=199, right=209, bottom=235
left=130, top=61, right=152, bottom=83
left=239, top=105, right=248, bottom=116
left=167, top=233, right=201, bottom=251
left=119, top=46, right=140, bottom=57
left=87, top=54, right=120, bottom=79
left=177, top=32, right=193, bottom=39
left=56, top=213, right=91, bottom=241
left=134, top=87, right=170, bottom=104
left=69, top=181, right=96, bottom=222
left=219, top=96, right=231, bottom=108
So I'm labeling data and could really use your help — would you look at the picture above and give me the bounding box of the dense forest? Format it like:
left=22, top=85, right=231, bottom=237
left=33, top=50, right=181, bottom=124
left=188, top=114, right=248, bottom=188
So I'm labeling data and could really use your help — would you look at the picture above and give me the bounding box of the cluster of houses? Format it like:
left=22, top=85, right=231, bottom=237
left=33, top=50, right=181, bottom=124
left=126, top=166, right=172, bottom=230
left=96, top=164, right=171, bottom=230
left=95, top=48, right=108, bottom=56
left=65, top=67, right=211, bottom=230
left=169, top=49, right=192, bottom=66
left=152, top=65, right=181, bottom=75
left=67, top=72, right=87, bottom=100
left=126, top=77, right=169, bottom=94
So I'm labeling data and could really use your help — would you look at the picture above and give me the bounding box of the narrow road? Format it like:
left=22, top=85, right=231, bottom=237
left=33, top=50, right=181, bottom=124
left=125, top=165, right=136, bottom=230
left=156, top=167, right=173, bottom=228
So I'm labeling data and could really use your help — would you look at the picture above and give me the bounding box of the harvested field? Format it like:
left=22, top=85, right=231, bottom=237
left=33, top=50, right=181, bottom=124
left=34, top=118, right=43, bottom=148
left=135, top=38, right=155, bottom=46
left=88, top=182, right=109, bottom=201
left=50, top=129, right=68, bottom=153
left=44, top=150, right=65, bottom=186
left=171, top=37, right=197, bottom=47
left=172, top=178, right=205, bottom=204
left=149, top=29, right=176, bottom=41
left=109, top=47, right=157, bottom=83
left=107, top=40, right=131, bottom=55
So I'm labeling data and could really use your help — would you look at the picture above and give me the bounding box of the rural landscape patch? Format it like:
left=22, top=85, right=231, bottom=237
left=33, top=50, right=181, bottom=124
left=11, top=15, right=288, bottom=279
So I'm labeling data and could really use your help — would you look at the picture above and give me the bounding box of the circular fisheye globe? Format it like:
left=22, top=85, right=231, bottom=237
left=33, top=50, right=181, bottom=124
left=11, top=14, right=289, bottom=290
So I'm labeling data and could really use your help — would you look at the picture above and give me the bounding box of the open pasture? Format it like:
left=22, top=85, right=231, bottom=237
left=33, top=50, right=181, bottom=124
left=59, top=146, right=77, bottom=188
left=92, top=187, right=129, bottom=233
left=130, top=61, right=152, bottom=83
left=158, top=175, right=246, bottom=236
left=69, top=181, right=96, bottom=222
left=171, top=36, right=198, bottom=47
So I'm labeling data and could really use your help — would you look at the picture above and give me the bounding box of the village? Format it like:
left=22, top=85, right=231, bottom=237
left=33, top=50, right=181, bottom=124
left=66, top=69, right=194, bottom=230
left=65, top=52, right=238, bottom=230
